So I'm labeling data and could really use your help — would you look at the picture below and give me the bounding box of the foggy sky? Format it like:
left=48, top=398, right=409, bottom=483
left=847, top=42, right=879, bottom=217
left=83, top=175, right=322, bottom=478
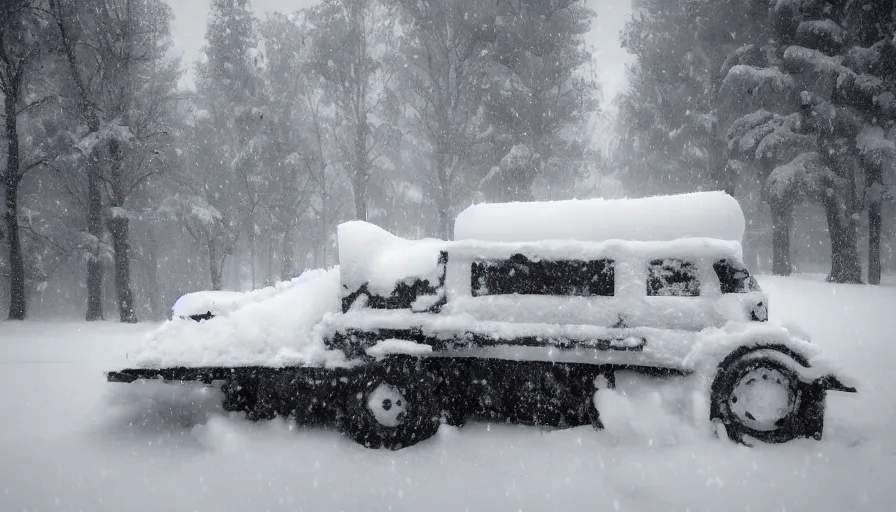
left=162, top=0, right=634, bottom=106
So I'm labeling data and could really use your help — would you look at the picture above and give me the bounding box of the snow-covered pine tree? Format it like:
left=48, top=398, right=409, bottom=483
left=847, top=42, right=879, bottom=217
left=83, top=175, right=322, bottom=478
left=722, top=0, right=895, bottom=283
left=615, top=0, right=768, bottom=196
left=481, top=0, right=599, bottom=202
left=193, top=0, right=265, bottom=290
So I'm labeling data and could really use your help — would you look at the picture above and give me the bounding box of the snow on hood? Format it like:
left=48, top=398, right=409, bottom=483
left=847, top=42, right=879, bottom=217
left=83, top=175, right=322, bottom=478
left=454, top=191, right=745, bottom=243
left=337, top=221, right=446, bottom=297
left=172, top=278, right=305, bottom=317
left=135, top=267, right=346, bottom=369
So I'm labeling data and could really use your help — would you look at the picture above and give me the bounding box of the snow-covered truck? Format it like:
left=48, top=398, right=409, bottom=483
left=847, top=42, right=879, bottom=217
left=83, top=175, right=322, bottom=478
left=107, top=192, right=855, bottom=449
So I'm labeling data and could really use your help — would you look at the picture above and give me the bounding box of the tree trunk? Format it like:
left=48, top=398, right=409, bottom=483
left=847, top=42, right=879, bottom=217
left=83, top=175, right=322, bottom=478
left=352, top=128, right=368, bottom=221
left=319, top=197, right=329, bottom=267
left=4, top=93, right=26, bottom=320
left=207, top=236, right=222, bottom=291
left=867, top=166, right=883, bottom=285
left=107, top=137, right=138, bottom=323
left=85, top=260, right=105, bottom=320
left=437, top=199, right=452, bottom=241
left=144, top=226, right=163, bottom=319
left=868, top=200, right=881, bottom=285
left=52, top=0, right=105, bottom=321
left=246, top=217, right=256, bottom=289
left=108, top=216, right=137, bottom=322
left=85, top=153, right=105, bottom=321
left=770, top=200, right=793, bottom=276
left=265, top=235, right=274, bottom=286
left=821, top=193, right=863, bottom=284
left=435, top=151, right=453, bottom=240
left=709, top=136, right=735, bottom=196
left=351, top=0, right=368, bottom=222
left=281, top=219, right=296, bottom=281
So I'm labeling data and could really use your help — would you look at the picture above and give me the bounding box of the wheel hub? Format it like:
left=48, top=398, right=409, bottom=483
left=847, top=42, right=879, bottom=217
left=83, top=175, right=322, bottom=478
left=729, top=366, right=796, bottom=431
left=366, top=383, right=407, bottom=427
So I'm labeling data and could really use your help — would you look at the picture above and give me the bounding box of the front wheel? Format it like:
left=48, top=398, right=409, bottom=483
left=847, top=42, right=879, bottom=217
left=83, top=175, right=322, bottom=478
left=710, top=353, right=823, bottom=444
left=338, top=358, right=441, bottom=449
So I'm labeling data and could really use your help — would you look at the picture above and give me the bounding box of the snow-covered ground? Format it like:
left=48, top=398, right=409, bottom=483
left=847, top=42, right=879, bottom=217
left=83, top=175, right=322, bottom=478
left=0, top=275, right=894, bottom=511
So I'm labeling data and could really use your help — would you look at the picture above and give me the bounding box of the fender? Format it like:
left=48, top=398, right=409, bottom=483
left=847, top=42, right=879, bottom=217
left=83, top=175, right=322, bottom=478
left=715, top=344, right=856, bottom=393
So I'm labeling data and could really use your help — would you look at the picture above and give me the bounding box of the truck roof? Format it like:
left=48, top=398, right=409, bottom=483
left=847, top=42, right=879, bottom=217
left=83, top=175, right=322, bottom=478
left=454, top=191, right=745, bottom=244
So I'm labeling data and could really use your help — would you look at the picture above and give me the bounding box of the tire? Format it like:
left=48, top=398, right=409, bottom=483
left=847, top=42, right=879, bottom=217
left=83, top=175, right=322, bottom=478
left=338, top=357, right=441, bottom=450
left=222, top=377, right=277, bottom=421
left=431, top=359, right=469, bottom=427
left=710, top=353, right=823, bottom=444
left=588, top=373, right=614, bottom=431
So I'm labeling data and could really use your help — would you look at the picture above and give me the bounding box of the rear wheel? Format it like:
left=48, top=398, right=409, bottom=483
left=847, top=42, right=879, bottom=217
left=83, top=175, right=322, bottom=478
left=222, top=377, right=277, bottom=420
left=338, top=357, right=441, bottom=449
left=711, top=353, right=822, bottom=444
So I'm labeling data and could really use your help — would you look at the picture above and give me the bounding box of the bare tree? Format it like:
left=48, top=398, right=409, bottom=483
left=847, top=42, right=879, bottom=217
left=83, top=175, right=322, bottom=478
left=1, top=0, right=52, bottom=320
left=50, top=0, right=107, bottom=320
left=397, top=0, right=495, bottom=238
left=51, top=0, right=178, bottom=321
left=307, top=0, right=401, bottom=222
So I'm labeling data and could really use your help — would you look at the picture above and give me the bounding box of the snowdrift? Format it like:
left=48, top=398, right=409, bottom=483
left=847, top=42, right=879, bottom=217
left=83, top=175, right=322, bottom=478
left=134, top=267, right=345, bottom=368
left=454, top=191, right=746, bottom=243
left=172, top=278, right=306, bottom=318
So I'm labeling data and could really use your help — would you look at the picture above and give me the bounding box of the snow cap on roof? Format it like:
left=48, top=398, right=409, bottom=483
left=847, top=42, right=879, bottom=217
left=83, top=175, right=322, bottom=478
left=454, top=191, right=745, bottom=243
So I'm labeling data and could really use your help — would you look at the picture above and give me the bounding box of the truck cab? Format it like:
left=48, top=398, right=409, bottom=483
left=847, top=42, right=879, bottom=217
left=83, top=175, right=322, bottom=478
left=330, top=192, right=768, bottom=364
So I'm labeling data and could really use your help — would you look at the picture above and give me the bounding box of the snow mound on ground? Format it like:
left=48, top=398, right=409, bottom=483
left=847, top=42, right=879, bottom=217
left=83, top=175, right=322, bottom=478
left=134, top=267, right=345, bottom=368
left=454, top=191, right=745, bottom=243
left=103, top=380, right=225, bottom=433
left=595, top=373, right=705, bottom=446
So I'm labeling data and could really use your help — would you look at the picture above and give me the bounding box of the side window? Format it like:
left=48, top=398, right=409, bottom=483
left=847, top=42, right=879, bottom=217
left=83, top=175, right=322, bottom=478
left=713, top=259, right=759, bottom=293
left=471, top=255, right=615, bottom=297
left=647, top=259, right=700, bottom=297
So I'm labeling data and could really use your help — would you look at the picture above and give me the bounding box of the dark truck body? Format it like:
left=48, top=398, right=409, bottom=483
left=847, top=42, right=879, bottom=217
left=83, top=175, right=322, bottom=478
left=107, top=194, right=855, bottom=449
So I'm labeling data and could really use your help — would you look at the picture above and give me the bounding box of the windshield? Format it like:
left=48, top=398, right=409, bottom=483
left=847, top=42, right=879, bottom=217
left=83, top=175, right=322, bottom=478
left=714, top=259, right=760, bottom=293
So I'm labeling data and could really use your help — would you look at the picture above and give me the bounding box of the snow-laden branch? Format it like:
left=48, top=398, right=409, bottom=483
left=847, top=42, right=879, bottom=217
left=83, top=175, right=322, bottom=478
left=74, top=118, right=134, bottom=157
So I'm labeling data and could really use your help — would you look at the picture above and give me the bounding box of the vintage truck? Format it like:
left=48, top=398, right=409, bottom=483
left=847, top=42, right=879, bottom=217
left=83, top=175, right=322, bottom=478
left=108, top=191, right=855, bottom=449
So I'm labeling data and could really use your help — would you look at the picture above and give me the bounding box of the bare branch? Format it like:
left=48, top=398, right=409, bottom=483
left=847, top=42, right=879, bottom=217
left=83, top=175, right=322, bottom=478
left=137, top=130, right=169, bottom=142
left=123, top=169, right=162, bottom=200
left=17, top=159, right=49, bottom=182
left=49, top=0, right=100, bottom=128
left=21, top=223, right=69, bottom=255
left=16, top=95, right=56, bottom=116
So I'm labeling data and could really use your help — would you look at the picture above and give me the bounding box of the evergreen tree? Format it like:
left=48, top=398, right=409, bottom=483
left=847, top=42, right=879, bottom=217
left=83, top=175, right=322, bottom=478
left=481, top=0, right=599, bottom=201
left=192, top=0, right=265, bottom=289
left=722, top=0, right=896, bottom=283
